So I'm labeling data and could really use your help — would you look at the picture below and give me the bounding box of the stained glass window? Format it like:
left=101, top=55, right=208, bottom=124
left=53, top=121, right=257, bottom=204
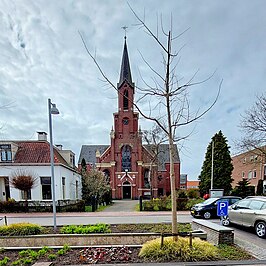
left=122, top=145, right=131, bottom=171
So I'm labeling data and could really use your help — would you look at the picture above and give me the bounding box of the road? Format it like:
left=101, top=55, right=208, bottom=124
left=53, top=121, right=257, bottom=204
left=1, top=212, right=265, bottom=247
left=0, top=211, right=191, bottom=226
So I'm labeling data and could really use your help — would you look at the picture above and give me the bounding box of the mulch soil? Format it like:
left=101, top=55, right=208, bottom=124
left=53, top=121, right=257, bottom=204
left=0, top=246, right=143, bottom=265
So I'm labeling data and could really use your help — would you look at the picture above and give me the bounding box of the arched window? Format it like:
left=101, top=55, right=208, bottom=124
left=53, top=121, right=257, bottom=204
left=103, top=169, right=110, bottom=184
left=123, top=90, right=129, bottom=110
left=122, top=145, right=131, bottom=171
left=144, top=169, right=150, bottom=188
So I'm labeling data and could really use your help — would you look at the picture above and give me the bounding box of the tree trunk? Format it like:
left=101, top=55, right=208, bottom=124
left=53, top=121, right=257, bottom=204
left=169, top=137, right=178, bottom=240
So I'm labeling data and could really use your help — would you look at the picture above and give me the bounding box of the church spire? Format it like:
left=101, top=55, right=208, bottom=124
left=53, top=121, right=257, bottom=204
left=118, top=37, right=133, bottom=87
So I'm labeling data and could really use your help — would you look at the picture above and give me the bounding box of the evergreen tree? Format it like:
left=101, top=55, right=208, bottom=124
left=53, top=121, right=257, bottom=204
left=199, top=130, right=234, bottom=196
left=231, top=178, right=255, bottom=198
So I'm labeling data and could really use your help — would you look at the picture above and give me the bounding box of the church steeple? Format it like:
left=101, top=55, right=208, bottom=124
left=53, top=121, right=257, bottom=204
left=118, top=37, right=133, bottom=87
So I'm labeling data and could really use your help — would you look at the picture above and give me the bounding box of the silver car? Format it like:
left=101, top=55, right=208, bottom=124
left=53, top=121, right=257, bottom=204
left=222, top=196, right=266, bottom=238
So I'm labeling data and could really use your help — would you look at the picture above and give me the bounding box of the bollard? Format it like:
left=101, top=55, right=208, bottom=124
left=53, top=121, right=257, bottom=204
left=4, top=216, right=7, bottom=226
left=139, top=195, right=143, bottom=211
left=160, top=233, right=164, bottom=248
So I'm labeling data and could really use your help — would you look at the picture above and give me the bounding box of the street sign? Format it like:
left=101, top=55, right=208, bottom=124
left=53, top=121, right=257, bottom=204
left=217, top=201, right=229, bottom=216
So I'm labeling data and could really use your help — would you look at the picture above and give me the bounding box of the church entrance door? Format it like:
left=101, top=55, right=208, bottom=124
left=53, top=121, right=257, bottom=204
left=122, top=181, right=131, bottom=199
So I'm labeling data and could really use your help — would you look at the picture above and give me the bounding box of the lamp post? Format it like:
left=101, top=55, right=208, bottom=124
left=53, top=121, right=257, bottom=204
left=48, top=98, right=59, bottom=232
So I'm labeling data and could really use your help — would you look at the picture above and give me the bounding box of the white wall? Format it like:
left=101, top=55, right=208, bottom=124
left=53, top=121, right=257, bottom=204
left=0, top=178, right=5, bottom=201
left=0, top=165, right=81, bottom=201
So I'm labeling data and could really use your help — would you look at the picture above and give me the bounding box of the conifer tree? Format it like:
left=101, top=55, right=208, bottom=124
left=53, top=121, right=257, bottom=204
left=199, top=130, right=233, bottom=196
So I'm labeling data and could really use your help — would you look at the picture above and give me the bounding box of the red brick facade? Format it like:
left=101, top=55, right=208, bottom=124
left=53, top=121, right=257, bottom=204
left=78, top=39, right=180, bottom=199
left=231, top=149, right=266, bottom=192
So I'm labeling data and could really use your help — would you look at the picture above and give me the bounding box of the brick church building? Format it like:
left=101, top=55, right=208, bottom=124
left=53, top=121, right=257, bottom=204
left=78, top=38, right=180, bottom=199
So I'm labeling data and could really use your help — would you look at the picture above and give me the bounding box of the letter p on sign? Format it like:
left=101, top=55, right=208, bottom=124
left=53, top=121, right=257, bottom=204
left=217, top=201, right=229, bottom=216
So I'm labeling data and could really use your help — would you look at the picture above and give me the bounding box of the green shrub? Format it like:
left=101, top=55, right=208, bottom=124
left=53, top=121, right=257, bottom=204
left=187, top=189, right=200, bottom=199
left=186, top=198, right=204, bottom=209
left=0, top=199, right=16, bottom=213
left=60, top=223, right=111, bottom=234
left=0, top=223, right=44, bottom=236
left=139, top=237, right=219, bottom=262
left=177, top=190, right=188, bottom=198
left=48, top=254, right=57, bottom=260
left=0, top=257, right=10, bottom=266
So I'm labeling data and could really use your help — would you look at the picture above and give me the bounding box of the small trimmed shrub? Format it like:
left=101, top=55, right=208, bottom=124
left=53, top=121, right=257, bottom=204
left=139, top=237, right=219, bottom=262
left=0, top=223, right=43, bottom=236
left=48, top=254, right=57, bottom=260
left=0, top=257, right=10, bottom=266
left=60, top=223, right=111, bottom=234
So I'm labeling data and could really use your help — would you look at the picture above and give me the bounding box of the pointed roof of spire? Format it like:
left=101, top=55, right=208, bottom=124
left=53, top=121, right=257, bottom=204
left=118, top=37, right=133, bottom=87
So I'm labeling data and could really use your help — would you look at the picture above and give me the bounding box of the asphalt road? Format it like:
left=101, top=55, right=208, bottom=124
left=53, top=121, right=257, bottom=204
left=0, top=211, right=192, bottom=226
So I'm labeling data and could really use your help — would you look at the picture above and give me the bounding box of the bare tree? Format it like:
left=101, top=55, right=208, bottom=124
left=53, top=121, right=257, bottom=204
left=10, top=169, right=38, bottom=211
left=237, top=94, right=266, bottom=157
left=142, top=125, right=167, bottom=198
left=80, top=7, right=221, bottom=239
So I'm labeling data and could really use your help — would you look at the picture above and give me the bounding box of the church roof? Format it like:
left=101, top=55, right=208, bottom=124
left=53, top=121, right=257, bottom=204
left=144, top=144, right=180, bottom=171
left=118, top=38, right=133, bottom=87
left=78, top=143, right=180, bottom=171
left=78, top=145, right=109, bottom=165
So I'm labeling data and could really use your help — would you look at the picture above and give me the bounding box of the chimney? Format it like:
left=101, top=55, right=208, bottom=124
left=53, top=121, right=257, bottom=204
left=37, top=132, right=47, bottom=141
left=56, top=144, right=63, bottom=150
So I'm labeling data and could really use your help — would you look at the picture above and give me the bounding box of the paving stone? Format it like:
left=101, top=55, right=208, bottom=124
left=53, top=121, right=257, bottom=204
left=32, top=262, right=52, bottom=266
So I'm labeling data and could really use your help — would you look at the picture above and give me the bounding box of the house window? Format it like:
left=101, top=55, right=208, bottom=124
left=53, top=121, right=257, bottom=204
left=122, top=145, right=131, bottom=171
left=75, top=180, right=78, bottom=199
left=62, top=177, right=66, bottom=199
left=242, top=171, right=245, bottom=178
left=0, top=144, right=12, bottom=162
left=70, top=154, right=75, bottom=166
left=41, top=177, right=51, bottom=200
left=243, top=157, right=246, bottom=164
left=21, top=190, right=31, bottom=200
left=123, top=90, right=129, bottom=110
left=248, top=171, right=252, bottom=180
left=253, top=170, right=257, bottom=178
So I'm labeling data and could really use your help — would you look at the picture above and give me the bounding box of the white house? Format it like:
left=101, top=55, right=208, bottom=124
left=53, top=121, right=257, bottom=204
left=0, top=132, right=82, bottom=203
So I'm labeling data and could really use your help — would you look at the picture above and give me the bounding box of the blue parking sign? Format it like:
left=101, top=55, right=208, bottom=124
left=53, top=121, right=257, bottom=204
left=217, top=201, right=229, bottom=216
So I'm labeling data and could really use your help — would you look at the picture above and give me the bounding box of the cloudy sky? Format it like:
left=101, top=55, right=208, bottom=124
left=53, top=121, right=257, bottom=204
left=0, top=0, right=265, bottom=180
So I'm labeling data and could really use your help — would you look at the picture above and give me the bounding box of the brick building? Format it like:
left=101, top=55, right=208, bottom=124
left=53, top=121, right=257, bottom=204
left=78, top=38, right=180, bottom=199
left=231, top=147, right=266, bottom=193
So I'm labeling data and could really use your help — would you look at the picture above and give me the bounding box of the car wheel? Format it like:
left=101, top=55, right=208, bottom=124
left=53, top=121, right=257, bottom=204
left=222, top=216, right=230, bottom=226
left=255, top=221, right=266, bottom=238
left=203, top=211, right=211, bottom=219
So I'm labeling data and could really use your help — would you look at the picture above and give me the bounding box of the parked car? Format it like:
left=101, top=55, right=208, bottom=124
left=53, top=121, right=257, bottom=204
left=190, top=196, right=242, bottom=219
left=222, top=196, right=266, bottom=238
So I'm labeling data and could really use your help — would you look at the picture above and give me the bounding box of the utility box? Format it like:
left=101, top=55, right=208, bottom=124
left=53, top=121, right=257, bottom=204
left=209, top=189, right=224, bottom=198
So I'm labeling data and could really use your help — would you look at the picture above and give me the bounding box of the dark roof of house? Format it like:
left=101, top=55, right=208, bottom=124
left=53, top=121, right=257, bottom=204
left=118, top=38, right=133, bottom=87
left=13, top=141, right=69, bottom=167
left=78, top=145, right=110, bottom=165
left=144, top=144, right=180, bottom=171
left=78, top=143, right=180, bottom=171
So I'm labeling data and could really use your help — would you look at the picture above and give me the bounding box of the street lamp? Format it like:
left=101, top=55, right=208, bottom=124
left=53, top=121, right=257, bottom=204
left=48, top=98, right=59, bottom=232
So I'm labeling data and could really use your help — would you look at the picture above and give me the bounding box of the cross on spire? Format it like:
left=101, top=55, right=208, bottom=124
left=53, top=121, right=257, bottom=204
left=122, top=26, right=128, bottom=39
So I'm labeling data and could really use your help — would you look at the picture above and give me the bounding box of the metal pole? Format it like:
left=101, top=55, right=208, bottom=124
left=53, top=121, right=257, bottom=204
left=211, top=140, right=214, bottom=190
left=48, top=98, right=57, bottom=232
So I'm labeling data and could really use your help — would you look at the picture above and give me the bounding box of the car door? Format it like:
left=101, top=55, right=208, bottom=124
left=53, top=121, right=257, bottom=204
left=229, top=199, right=251, bottom=225
left=242, top=200, right=265, bottom=227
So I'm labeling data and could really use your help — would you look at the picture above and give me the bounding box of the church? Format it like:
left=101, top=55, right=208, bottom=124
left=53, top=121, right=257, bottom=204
left=78, top=38, right=181, bottom=199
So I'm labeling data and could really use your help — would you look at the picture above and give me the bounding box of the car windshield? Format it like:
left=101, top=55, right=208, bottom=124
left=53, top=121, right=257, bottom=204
left=201, top=198, right=219, bottom=205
